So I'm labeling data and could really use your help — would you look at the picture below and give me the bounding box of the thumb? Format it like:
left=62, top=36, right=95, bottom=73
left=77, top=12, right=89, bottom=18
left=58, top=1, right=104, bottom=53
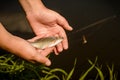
left=57, top=15, right=73, bottom=31
left=33, top=53, right=51, bottom=66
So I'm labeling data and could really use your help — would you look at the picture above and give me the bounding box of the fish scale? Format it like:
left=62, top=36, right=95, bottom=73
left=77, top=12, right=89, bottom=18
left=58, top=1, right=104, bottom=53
left=30, top=37, right=63, bottom=49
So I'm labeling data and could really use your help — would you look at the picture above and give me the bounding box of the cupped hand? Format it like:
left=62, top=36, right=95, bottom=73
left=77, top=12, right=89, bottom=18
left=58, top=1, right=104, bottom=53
left=26, top=8, right=73, bottom=54
left=0, top=23, right=53, bottom=66
left=16, top=36, right=54, bottom=66
left=9, top=36, right=54, bottom=66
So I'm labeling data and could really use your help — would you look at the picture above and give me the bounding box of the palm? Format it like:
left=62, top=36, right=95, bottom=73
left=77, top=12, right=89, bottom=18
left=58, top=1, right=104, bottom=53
left=27, top=8, right=72, bottom=53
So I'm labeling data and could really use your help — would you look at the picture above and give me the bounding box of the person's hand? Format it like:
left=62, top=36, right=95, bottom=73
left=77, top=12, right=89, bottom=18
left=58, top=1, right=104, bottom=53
left=19, top=0, right=73, bottom=54
left=5, top=36, right=54, bottom=66
left=12, top=36, right=54, bottom=66
left=26, top=7, right=73, bottom=54
left=0, top=23, right=53, bottom=66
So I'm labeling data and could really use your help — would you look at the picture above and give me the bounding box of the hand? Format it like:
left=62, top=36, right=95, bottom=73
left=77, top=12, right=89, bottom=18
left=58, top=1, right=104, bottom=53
left=27, top=8, right=73, bottom=54
left=0, top=23, right=53, bottom=66
left=19, top=0, right=73, bottom=54
left=8, top=36, right=54, bottom=66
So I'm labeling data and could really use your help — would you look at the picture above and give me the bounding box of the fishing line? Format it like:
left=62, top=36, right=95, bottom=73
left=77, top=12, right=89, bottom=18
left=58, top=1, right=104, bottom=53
left=68, top=15, right=118, bottom=44
left=71, top=15, right=117, bottom=34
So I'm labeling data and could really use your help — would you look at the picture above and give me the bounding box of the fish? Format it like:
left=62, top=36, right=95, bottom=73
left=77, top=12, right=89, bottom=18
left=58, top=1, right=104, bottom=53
left=30, top=37, right=63, bottom=49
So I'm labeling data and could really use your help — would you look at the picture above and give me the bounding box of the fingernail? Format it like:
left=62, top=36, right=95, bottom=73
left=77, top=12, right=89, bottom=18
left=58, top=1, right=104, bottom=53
left=59, top=48, right=63, bottom=52
left=56, top=53, right=59, bottom=55
left=69, top=27, right=73, bottom=31
left=45, top=61, right=51, bottom=66
left=64, top=45, right=68, bottom=50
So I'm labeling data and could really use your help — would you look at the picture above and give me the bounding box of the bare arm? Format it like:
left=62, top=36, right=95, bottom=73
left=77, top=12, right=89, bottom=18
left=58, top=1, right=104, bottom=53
left=19, top=0, right=73, bottom=54
left=19, top=0, right=46, bottom=15
left=0, top=23, right=52, bottom=66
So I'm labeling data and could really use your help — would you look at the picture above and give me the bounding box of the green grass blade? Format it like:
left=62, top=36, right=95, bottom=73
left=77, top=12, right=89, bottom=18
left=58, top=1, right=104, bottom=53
left=107, top=64, right=113, bottom=80
left=49, top=68, right=68, bottom=76
left=89, top=59, right=104, bottom=80
left=44, top=75, right=60, bottom=80
left=62, top=75, right=66, bottom=80
left=42, top=66, right=51, bottom=71
left=107, top=64, right=118, bottom=80
left=113, top=72, right=118, bottom=80
left=79, top=57, right=98, bottom=80
left=66, top=59, right=77, bottom=80
left=95, top=66, right=104, bottom=80
left=43, top=68, right=68, bottom=79
left=42, top=70, right=52, bottom=75
left=79, top=64, right=95, bottom=80
left=95, top=65, right=102, bottom=80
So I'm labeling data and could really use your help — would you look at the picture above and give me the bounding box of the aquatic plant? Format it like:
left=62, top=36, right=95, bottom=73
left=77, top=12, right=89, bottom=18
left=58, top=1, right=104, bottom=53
left=0, top=54, right=118, bottom=80
left=0, top=54, right=24, bottom=74
left=79, top=57, right=117, bottom=80
left=0, top=54, right=76, bottom=80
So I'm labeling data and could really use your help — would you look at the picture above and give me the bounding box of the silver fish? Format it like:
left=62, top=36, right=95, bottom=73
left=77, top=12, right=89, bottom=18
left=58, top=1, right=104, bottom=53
left=30, top=37, right=63, bottom=49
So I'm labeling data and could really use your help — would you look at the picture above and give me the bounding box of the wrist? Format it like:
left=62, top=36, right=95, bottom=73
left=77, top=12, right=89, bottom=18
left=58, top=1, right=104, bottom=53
left=19, top=0, right=46, bottom=15
left=0, top=23, right=23, bottom=54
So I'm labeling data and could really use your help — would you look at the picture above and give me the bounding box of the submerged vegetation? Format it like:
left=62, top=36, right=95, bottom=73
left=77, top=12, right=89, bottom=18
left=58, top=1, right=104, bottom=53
left=0, top=54, right=118, bottom=80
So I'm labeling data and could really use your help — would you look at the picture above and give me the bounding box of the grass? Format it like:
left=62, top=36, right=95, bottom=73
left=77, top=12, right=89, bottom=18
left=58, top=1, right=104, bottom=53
left=0, top=54, right=118, bottom=80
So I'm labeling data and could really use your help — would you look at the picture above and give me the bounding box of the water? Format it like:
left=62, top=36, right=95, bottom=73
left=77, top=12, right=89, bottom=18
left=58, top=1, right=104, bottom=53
left=0, top=0, right=120, bottom=79
left=50, top=15, right=120, bottom=79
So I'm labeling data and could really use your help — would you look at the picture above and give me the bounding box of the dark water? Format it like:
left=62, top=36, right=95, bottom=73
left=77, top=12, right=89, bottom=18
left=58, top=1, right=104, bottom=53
left=0, top=0, right=120, bottom=79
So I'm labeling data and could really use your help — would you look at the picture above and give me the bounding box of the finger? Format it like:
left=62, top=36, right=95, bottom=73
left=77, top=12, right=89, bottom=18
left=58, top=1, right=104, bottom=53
left=40, top=47, right=54, bottom=56
left=54, top=47, right=59, bottom=55
left=57, top=15, right=73, bottom=31
left=33, top=53, right=51, bottom=66
left=48, top=25, right=68, bottom=50
left=57, top=25, right=69, bottom=50
left=54, top=34, right=63, bottom=53
left=56, top=42, right=63, bottom=53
